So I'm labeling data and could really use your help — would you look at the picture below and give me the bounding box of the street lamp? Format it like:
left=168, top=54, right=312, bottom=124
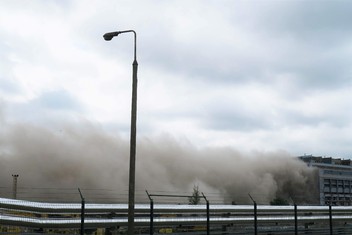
left=103, top=30, right=138, bottom=235
left=12, top=174, right=19, bottom=199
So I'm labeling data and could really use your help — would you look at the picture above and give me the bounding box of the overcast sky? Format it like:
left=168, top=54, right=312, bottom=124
left=1, top=0, right=352, bottom=158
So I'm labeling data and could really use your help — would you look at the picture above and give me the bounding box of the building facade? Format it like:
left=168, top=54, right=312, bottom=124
left=299, top=155, right=352, bottom=206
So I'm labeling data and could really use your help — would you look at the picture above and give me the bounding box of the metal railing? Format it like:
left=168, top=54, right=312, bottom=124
left=1, top=197, right=352, bottom=234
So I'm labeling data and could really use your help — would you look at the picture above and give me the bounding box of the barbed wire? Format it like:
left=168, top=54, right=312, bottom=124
left=0, top=186, right=312, bottom=205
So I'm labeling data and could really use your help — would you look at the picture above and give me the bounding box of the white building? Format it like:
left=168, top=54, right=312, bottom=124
left=299, top=155, right=352, bottom=206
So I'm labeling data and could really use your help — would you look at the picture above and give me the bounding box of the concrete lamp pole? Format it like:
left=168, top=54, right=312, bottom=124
left=103, top=30, right=138, bottom=235
left=12, top=174, right=19, bottom=199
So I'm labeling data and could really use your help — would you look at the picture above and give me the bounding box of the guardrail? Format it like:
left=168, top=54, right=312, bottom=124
left=1, top=197, right=352, bottom=234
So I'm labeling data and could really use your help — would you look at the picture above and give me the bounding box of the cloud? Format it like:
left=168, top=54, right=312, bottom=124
left=1, top=0, right=352, bottom=159
left=34, top=90, right=81, bottom=111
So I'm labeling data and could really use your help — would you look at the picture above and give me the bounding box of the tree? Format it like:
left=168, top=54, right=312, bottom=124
left=189, top=185, right=201, bottom=205
left=270, top=197, right=289, bottom=205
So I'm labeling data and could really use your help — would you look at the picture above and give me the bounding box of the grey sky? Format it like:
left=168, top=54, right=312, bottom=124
left=1, top=0, right=352, bottom=157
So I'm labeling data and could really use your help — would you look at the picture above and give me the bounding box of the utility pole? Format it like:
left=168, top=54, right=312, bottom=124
left=12, top=174, right=19, bottom=199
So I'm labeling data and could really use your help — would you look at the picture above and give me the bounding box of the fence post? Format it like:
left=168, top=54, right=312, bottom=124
left=294, top=204, right=298, bottom=235
left=254, top=202, right=257, bottom=235
left=202, top=192, right=210, bottom=235
left=329, top=205, right=333, bottom=235
left=248, top=194, right=257, bottom=235
left=150, top=199, right=154, bottom=235
left=78, top=188, right=85, bottom=235
left=146, top=191, right=154, bottom=235
left=206, top=200, right=210, bottom=235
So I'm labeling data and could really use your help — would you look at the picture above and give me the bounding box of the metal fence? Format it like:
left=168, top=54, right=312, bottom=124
left=1, top=197, right=352, bottom=234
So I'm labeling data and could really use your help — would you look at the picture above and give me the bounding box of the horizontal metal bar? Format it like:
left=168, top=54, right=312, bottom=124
left=2, top=197, right=352, bottom=214
left=3, top=197, right=352, bottom=230
left=149, top=194, right=191, bottom=198
left=2, top=214, right=352, bottom=229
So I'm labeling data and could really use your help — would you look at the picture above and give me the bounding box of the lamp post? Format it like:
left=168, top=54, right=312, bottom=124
left=12, top=174, right=19, bottom=199
left=103, top=30, right=138, bottom=235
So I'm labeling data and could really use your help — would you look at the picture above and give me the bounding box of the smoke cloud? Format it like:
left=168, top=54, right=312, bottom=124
left=0, top=119, right=318, bottom=204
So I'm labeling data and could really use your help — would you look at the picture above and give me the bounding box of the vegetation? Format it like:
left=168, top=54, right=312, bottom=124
left=189, top=185, right=201, bottom=205
left=270, top=197, right=289, bottom=205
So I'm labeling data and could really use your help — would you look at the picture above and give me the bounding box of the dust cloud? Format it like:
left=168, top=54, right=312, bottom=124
left=0, top=120, right=318, bottom=204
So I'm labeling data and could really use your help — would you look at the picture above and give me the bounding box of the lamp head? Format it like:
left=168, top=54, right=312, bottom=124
left=103, top=31, right=120, bottom=41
